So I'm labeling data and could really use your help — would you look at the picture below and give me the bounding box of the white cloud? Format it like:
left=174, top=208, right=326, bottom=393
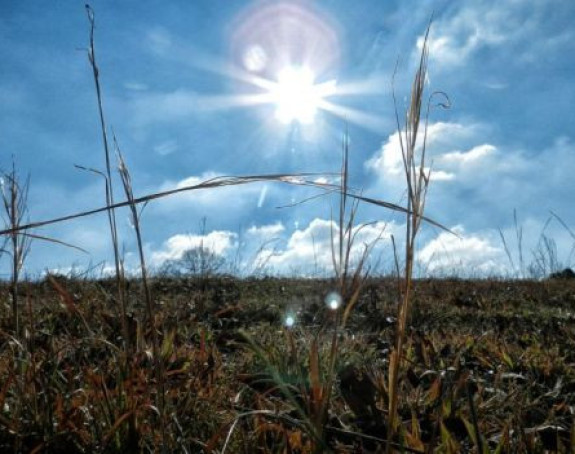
left=419, top=6, right=500, bottom=67
left=417, top=214, right=575, bottom=279
left=146, top=27, right=173, bottom=55
left=154, top=140, right=178, bottom=156
left=366, top=123, right=575, bottom=259
left=266, top=218, right=393, bottom=275
left=150, top=230, right=237, bottom=266
left=366, top=121, right=489, bottom=187
left=146, top=218, right=395, bottom=276
left=440, top=144, right=496, bottom=165
left=268, top=218, right=334, bottom=272
left=419, top=1, right=572, bottom=69
left=152, top=171, right=265, bottom=215
left=247, top=222, right=285, bottom=239
left=418, top=15, right=505, bottom=68
left=418, top=226, right=506, bottom=276
left=431, top=170, right=456, bottom=181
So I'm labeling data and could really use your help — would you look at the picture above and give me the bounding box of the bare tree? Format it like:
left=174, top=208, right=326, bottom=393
left=162, top=245, right=226, bottom=278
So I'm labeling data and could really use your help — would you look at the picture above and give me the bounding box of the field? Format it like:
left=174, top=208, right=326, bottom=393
left=1, top=275, right=574, bottom=453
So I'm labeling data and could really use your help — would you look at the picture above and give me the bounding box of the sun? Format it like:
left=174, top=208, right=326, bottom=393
left=270, top=66, right=336, bottom=125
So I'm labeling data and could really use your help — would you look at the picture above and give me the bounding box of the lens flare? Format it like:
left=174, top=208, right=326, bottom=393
left=325, top=291, right=342, bottom=310
left=193, top=2, right=388, bottom=133
left=243, top=45, right=267, bottom=72
left=284, top=314, right=296, bottom=328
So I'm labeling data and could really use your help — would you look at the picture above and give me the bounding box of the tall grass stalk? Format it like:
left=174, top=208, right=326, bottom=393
left=550, top=210, right=575, bottom=269
left=115, top=141, right=168, bottom=451
left=0, top=173, right=332, bottom=237
left=499, top=209, right=525, bottom=278
left=84, top=7, right=140, bottom=450
left=386, top=21, right=450, bottom=452
left=310, top=129, right=381, bottom=451
left=85, top=5, right=130, bottom=353
left=334, top=129, right=382, bottom=328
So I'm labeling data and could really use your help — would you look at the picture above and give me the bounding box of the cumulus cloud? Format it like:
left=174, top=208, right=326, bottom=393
left=365, top=121, right=570, bottom=218
left=418, top=226, right=506, bottom=276
left=365, top=120, right=575, bottom=270
left=265, top=218, right=395, bottom=275
left=146, top=218, right=397, bottom=276
left=429, top=170, right=456, bottom=182
left=440, top=144, right=496, bottom=165
left=366, top=121, right=490, bottom=189
left=417, top=213, right=575, bottom=279
left=246, top=222, right=285, bottom=239
left=150, top=230, right=237, bottom=266
left=270, top=218, right=335, bottom=271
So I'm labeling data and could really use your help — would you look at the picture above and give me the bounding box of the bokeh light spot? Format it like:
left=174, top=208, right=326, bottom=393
left=285, top=314, right=296, bottom=328
left=243, top=44, right=267, bottom=72
left=325, top=291, right=342, bottom=310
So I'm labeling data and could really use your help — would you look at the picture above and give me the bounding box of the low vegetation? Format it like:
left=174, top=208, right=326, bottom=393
left=0, top=276, right=574, bottom=452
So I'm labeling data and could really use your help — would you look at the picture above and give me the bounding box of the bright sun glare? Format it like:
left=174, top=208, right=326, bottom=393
left=270, top=66, right=336, bottom=125
left=217, top=3, right=387, bottom=132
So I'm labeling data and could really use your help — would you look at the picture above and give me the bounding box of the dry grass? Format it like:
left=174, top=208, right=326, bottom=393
left=0, top=277, right=573, bottom=452
left=386, top=19, right=451, bottom=450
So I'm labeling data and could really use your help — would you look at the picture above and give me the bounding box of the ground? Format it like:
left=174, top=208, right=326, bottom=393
left=1, top=276, right=574, bottom=452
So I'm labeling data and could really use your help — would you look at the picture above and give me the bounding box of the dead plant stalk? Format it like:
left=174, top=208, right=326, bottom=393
left=85, top=5, right=130, bottom=353
left=116, top=139, right=168, bottom=452
left=386, top=20, right=450, bottom=452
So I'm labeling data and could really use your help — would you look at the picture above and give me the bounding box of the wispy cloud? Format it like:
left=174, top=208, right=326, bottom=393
left=129, top=89, right=201, bottom=127
left=419, top=0, right=575, bottom=69
left=124, top=82, right=149, bottom=92
left=153, top=140, right=178, bottom=156
left=151, top=172, right=270, bottom=216
left=146, top=27, right=173, bottom=56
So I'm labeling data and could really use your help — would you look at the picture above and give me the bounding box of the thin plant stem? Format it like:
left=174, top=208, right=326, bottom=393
left=116, top=142, right=167, bottom=452
left=386, top=18, right=450, bottom=452
left=85, top=4, right=130, bottom=353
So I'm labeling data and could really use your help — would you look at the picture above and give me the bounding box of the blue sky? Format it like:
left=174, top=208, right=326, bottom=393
left=1, top=0, right=574, bottom=278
